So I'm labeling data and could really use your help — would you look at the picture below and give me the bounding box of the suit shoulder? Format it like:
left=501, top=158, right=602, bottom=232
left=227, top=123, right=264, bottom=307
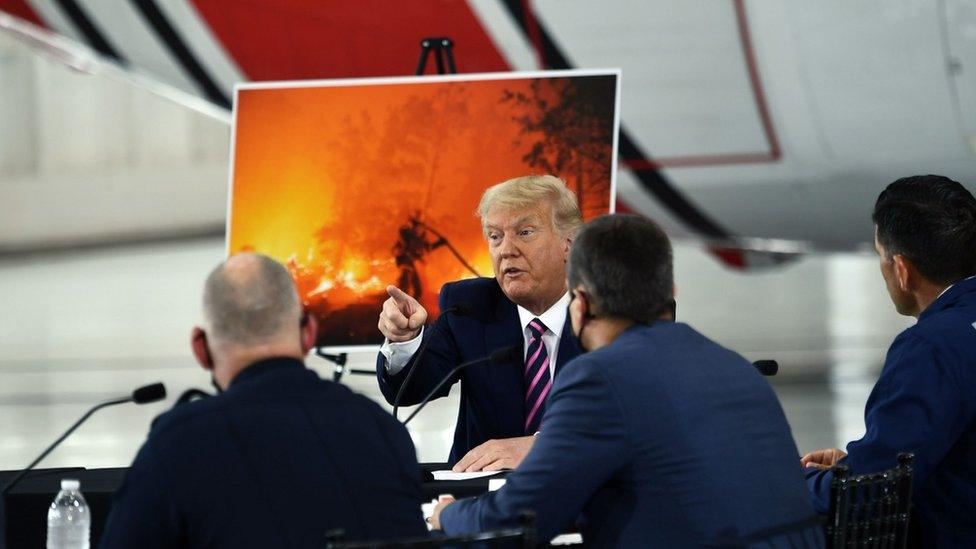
left=554, top=352, right=608, bottom=386
left=149, top=375, right=380, bottom=441
left=442, top=277, right=501, bottom=296
left=440, top=277, right=504, bottom=310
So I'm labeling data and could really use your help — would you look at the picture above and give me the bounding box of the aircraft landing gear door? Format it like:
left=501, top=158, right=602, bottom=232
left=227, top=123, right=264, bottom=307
left=944, top=1, right=976, bottom=154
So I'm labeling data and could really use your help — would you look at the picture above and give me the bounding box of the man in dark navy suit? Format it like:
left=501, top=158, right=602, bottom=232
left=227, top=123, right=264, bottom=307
left=431, top=215, right=823, bottom=547
left=376, top=175, right=583, bottom=468
left=100, top=254, right=426, bottom=549
left=803, top=175, right=976, bottom=548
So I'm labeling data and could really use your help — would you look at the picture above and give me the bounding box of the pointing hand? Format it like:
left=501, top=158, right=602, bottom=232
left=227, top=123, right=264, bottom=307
left=378, top=285, right=428, bottom=342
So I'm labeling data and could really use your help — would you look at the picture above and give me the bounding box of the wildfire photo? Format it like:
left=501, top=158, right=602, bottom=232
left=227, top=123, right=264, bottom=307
left=228, top=71, right=619, bottom=347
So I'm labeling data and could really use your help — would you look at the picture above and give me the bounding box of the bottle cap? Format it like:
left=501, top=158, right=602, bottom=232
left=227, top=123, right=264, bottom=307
left=61, top=479, right=80, bottom=491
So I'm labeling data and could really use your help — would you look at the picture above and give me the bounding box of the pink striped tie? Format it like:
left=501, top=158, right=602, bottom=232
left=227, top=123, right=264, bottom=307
left=524, top=318, right=551, bottom=434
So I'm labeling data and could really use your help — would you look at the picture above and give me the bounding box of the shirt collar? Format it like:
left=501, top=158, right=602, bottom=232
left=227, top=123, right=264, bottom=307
left=516, top=292, right=570, bottom=337
left=935, top=274, right=976, bottom=300
left=228, top=356, right=305, bottom=389
left=920, top=274, right=976, bottom=321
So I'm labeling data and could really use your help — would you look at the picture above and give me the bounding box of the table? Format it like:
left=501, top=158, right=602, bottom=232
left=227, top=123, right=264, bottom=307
left=0, top=464, right=508, bottom=549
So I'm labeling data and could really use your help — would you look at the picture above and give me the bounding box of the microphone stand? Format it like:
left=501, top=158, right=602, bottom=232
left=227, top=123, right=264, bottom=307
left=403, top=345, right=520, bottom=426
left=392, top=304, right=465, bottom=420
left=2, top=396, right=130, bottom=495
left=2, top=382, right=166, bottom=496
left=402, top=362, right=469, bottom=426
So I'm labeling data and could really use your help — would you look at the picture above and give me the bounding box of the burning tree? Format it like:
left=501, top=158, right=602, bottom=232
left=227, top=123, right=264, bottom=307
left=501, top=76, right=615, bottom=217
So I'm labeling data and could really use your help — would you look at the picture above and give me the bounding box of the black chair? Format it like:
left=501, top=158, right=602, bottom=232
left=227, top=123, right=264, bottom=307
left=825, top=452, right=915, bottom=548
left=325, top=512, right=536, bottom=549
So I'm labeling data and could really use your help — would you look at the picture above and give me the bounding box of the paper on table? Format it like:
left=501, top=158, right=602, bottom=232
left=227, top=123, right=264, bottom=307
left=431, top=470, right=505, bottom=481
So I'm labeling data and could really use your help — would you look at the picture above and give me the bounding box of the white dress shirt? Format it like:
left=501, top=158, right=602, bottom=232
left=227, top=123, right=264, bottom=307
left=380, top=292, right=571, bottom=378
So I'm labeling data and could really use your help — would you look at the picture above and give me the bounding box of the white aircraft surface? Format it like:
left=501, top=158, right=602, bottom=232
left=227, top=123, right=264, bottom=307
left=1, top=0, right=974, bottom=265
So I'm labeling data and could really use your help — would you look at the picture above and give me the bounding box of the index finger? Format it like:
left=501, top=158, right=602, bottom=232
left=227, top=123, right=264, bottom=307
left=387, top=285, right=416, bottom=312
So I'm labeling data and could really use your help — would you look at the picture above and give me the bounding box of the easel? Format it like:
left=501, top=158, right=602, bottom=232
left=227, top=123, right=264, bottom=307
left=317, top=36, right=457, bottom=383
left=415, top=37, right=457, bottom=75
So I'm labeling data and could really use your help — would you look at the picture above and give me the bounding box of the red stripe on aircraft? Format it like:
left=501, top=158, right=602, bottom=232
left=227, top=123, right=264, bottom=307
left=515, top=0, right=778, bottom=170
left=623, top=0, right=779, bottom=169
left=520, top=0, right=544, bottom=69
left=190, top=0, right=511, bottom=81
left=0, top=0, right=46, bottom=27
left=732, top=0, right=780, bottom=162
left=709, top=247, right=747, bottom=269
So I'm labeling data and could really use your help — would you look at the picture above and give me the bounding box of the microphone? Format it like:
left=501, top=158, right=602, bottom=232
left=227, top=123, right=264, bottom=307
left=753, top=360, right=778, bottom=376
left=1, top=383, right=167, bottom=495
left=392, top=302, right=470, bottom=420
left=133, top=382, right=167, bottom=403
left=403, top=344, right=521, bottom=426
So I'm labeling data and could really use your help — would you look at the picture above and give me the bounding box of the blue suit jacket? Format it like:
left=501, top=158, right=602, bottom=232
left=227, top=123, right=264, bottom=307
left=100, top=358, right=427, bottom=548
left=376, top=277, right=581, bottom=463
left=441, top=322, right=823, bottom=547
left=806, top=276, right=976, bottom=548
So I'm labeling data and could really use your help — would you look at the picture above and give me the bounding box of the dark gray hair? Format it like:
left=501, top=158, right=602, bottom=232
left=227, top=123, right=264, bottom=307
left=568, top=214, right=673, bottom=324
left=202, top=253, right=300, bottom=344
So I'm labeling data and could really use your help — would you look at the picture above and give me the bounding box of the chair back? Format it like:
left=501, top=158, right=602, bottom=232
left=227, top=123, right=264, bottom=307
left=825, top=452, right=914, bottom=548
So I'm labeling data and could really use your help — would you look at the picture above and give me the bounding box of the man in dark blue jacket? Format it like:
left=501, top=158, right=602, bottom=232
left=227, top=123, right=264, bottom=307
left=803, top=175, right=976, bottom=547
left=100, top=253, right=427, bottom=548
left=376, top=175, right=583, bottom=467
left=431, top=215, right=823, bottom=547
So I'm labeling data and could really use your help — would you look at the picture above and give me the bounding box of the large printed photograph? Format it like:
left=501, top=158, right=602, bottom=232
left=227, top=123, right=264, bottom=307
left=227, top=70, right=619, bottom=349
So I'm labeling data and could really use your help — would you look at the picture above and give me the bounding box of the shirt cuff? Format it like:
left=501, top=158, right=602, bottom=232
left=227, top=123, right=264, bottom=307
left=380, top=327, right=424, bottom=375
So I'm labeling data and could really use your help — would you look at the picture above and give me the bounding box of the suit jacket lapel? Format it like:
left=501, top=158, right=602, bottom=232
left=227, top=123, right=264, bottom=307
left=555, top=310, right=581, bottom=376
left=483, top=286, right=525, bottom=433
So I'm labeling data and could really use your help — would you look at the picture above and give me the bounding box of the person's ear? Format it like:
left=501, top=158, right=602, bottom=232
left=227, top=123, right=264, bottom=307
left=574, top=287, right=594, bottom=319
left=569, top=287, right=583, bottom=324
left=562, top=233, right=573, bottom=259
left=191, top=327, right=214, bottom=371
left=892, top=254, right=913, bottom=292
left=300, top=312, right=317, bottom=354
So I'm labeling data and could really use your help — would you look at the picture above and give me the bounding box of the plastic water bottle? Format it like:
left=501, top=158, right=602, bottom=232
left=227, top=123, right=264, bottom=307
left=46, top=479, right=90, bottom=549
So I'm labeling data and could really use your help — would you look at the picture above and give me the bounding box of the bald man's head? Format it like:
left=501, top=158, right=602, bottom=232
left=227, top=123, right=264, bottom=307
left=202, top=253, right=301, bottom=347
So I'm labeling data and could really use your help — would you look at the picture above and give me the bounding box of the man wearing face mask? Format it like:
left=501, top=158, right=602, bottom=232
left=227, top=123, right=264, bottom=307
left=430, top=215, right=822, bottom=547
left=100, top=253, right=427, bottom=548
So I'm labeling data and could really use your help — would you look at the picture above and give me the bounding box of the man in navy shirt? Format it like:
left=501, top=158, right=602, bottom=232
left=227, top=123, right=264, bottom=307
left=803, top=175, right=976, bottom=547
left=100, top=254, right=427, bottom=548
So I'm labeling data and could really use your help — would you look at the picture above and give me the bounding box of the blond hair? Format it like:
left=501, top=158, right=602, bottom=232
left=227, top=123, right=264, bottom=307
left=477, top=175, right=583, bottom=236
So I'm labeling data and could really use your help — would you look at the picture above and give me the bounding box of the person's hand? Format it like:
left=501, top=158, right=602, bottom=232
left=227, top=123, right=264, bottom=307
left=428, top=495, right=455, bottom=531
left=800, top=448, right=847, bottom=469
left=453, top=436, right=536, bottom=472
left=378, top=285, right=428, bottom=342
